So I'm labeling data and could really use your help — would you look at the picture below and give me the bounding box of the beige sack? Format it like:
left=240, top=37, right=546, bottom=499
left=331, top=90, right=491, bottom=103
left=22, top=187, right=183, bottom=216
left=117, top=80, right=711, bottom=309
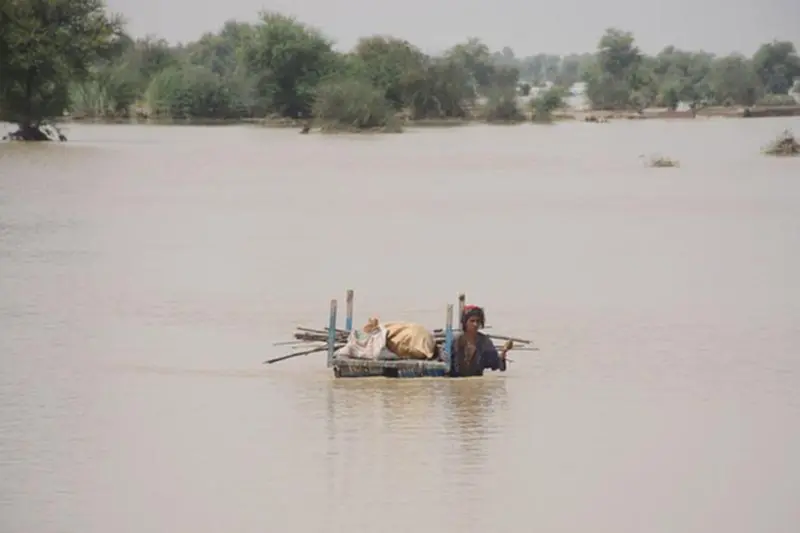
left=384, top=322, right=436, bottom=360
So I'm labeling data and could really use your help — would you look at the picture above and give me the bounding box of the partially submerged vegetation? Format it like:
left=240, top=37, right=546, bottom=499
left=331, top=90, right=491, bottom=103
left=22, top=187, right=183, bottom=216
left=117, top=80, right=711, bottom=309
left=312, top=78, right=401, bottom=133
left=1, top=123, right=67, bottom=142
left=0, top=0, right=122, bottom=141
left=531, top=88, right=567, bottom=123
left=762, top=130, right=800, bottom=156
left=2, top=0, right=799, bottom=139
left=479, top=89, right=527, bottom=124
left=644, top=155, right=680, bottom=168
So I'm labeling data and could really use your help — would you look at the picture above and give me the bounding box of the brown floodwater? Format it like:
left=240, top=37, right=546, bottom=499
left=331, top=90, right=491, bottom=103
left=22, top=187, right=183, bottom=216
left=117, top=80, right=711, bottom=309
left=1, top=118, right=799, bottom=533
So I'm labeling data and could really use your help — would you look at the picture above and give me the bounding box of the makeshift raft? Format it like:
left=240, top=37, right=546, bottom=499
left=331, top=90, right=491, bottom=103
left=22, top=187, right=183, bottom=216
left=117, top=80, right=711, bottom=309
left=266, top=290, right=535, bottom=378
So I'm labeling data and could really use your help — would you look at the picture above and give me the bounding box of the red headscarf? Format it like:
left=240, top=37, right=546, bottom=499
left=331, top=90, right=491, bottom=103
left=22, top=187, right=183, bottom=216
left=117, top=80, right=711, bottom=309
left=461, top=305, right=485, bottom=329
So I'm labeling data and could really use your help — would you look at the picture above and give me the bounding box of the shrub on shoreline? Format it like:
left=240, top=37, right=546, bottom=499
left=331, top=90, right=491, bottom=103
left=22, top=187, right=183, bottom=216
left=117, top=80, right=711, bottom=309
left=530, top=87, right=566, bottom=123
left=311, top=77, right=400, bottom=133
left=477, top=89, right=525, bottom=124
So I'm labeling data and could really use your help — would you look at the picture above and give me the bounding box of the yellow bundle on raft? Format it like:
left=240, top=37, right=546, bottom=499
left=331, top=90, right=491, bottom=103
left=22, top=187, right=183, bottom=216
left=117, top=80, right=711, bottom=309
left=383, top=322, right=436, bottom=360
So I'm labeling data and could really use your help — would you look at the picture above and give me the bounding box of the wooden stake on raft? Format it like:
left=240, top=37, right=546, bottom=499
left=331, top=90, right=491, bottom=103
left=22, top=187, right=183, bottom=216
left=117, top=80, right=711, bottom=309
left=326, top=299, right=338, bottom=368
left=345, top=289, right=354, bottom=332
left=443, top=303, right=454, bottom=372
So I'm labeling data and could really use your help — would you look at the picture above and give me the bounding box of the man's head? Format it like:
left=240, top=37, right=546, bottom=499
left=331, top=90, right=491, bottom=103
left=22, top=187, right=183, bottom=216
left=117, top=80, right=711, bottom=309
left=461, top=305, right=486, bottom=333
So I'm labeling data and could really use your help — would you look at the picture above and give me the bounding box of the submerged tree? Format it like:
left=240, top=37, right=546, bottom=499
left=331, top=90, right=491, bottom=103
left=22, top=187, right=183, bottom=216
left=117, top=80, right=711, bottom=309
left=0, top=0, right=123, bottom=140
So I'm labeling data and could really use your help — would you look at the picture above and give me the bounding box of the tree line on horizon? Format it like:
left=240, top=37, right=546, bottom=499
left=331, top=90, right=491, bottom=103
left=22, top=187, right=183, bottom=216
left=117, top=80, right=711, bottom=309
left=2, top=0, right=800, bottom=136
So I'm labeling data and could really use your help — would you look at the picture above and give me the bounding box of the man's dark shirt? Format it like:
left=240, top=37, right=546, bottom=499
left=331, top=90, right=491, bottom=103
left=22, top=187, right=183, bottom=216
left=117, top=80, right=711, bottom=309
left=449, top=332, right=506, bottom=377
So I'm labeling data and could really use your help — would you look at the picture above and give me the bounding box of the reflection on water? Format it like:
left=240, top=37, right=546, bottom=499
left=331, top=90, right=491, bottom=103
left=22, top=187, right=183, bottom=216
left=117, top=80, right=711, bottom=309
left=442, top=378, right=508, bottom=461
left=323, top=377, right=509, bottom=531
left=326, top=378, right=508, bottom=464
left=2, top=120, right=800, bottom=533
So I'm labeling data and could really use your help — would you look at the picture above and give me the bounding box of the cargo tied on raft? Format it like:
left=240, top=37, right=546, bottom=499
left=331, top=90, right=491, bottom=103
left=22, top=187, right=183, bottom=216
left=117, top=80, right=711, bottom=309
left=265, top=290, right=537, bottom=378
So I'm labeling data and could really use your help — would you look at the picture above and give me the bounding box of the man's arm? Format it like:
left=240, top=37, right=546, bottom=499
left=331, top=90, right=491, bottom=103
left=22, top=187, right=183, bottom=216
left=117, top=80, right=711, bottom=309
left=481, top=336, right=507, bottom=372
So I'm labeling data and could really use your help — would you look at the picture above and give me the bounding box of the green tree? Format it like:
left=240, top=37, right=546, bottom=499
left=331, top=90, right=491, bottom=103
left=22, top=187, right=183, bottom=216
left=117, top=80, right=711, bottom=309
left=131, top=36, right=181, bottom=84
left=239, top=12, right=336, bottom=118
left=68, top=62, right=140, bottom=118
left=652, top=47, right=713, bottom=108
left=145, top=64, right=242, bottom=119
left=491, top=46, right=517, bottom=67
left=752, top=41, right=800, bottom=94
left=519, top=54, right=546, bottom=84
left=0, top=0, right=122, bottom=139
left=480, top=87, right=524, bottom=123
left=583, top=28, right=648, bottom=110
left=490, top=65, right=521, bottom=88
left=707, top=55, right=763, bottom=106
left=531, top=86, right=565, bottom=122
left=186, top=21, right=254, bottom=78
left=7, top=6, right=799, bottom=131
left=446, top=38, right=495, bottom=91
left=183, top=22, right=258, bottom=116
left=407, top=57, right=474, bottom=119
left=554, top=54, right=588, bottom=88
left=312, top=76, right=397, bottom=131
left=353, top=36, right=427, bottom=109
left=66, top=31, right=187, bottom=119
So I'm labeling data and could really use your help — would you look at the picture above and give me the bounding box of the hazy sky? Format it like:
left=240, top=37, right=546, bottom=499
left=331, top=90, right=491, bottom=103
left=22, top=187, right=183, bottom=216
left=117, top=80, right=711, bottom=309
left=105, top=0, right=799, bottom=56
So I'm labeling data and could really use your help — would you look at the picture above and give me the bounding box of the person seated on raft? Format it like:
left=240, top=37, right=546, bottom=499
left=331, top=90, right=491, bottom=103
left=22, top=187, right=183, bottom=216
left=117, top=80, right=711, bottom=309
left=450, top=305, right=511, bottom=377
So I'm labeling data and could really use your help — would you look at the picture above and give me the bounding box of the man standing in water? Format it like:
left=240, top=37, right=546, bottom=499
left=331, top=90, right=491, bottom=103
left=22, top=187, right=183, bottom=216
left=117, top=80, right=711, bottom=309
left=449, top=305, right=512, bottom=377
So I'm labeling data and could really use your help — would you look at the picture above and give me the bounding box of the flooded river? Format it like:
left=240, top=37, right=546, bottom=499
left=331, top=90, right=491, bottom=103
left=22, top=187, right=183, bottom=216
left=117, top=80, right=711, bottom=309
left=1, top=118, right=799, bottom=533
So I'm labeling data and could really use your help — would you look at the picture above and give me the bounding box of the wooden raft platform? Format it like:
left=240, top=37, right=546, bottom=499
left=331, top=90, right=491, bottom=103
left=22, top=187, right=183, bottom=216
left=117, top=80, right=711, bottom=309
left=266, top=289, right=534, bottom=378
left=333, top=357, right=449, bottom=378
left=329, top=289, right=454, bottom=378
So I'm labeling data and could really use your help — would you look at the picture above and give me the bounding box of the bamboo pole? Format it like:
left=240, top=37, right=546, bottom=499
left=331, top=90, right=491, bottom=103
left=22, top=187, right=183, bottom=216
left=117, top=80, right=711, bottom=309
left=345, top=289, right=354, bottom=332
left=326, top=299, right=337, bottom=368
